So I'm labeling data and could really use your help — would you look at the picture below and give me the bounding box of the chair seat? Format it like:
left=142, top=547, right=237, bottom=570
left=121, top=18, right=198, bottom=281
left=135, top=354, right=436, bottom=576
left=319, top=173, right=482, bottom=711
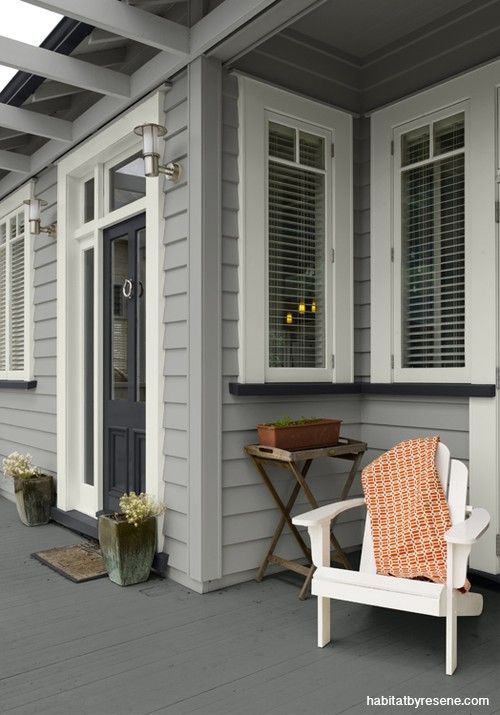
left=312, top=567, right=483, bottom=618
left=312, top=566, right=445, bottom=616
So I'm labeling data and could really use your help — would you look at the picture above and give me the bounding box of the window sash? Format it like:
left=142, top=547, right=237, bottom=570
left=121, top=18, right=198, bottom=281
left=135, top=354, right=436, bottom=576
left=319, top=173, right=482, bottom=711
left=392, top=105, right=469, bottom=381
left=265, top=112, right=333, bottom=380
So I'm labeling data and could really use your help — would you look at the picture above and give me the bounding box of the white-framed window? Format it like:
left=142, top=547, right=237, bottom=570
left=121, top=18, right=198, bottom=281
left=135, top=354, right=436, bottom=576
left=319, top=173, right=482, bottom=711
left=0, top=183, right=33, bottom=381
left=236, top=75, right=353, bottom=383
left=393, top=106, right=468, bottom=381
left=369, top=80, right=489, bottom=385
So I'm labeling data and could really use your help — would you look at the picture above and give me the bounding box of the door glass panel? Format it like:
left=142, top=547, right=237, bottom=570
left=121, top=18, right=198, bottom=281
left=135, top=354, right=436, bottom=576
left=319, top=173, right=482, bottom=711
left=136, top=228, right=146, bottom=402
left=111, top=236, right=129, bottom=400
left=110, top=153, right=146, bottom=212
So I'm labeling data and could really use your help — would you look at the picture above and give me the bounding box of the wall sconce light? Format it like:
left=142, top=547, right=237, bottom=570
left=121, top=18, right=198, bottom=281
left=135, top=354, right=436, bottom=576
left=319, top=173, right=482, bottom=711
left=311, top=300, right=317, bottom=313
left=298, top=301, right=306, bottom=314
left=133, top=123, right=181, bottom=181
left=286, top=312, right=293, bottom=324
left=23, top=199, right=56, bottom=238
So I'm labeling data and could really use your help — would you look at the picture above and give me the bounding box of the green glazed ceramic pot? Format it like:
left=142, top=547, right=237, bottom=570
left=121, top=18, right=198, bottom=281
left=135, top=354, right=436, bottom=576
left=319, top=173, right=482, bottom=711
left=98, top=514, right=156, bottom=586
left=14, top=475, right=53, bottom=526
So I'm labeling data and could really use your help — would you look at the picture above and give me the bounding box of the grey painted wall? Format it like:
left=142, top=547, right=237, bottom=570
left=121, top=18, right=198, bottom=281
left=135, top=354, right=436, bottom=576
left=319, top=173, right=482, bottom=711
left=0, top=168, right=57, bottom=498
left=162, top=72, right=190, bottom=579
left=354, top=117, right=370, bottom=383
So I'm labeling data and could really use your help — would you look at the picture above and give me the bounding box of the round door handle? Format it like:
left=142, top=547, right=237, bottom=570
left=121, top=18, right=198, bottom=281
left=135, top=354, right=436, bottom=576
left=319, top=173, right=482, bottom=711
left=122, top=278, right=134, bottom=299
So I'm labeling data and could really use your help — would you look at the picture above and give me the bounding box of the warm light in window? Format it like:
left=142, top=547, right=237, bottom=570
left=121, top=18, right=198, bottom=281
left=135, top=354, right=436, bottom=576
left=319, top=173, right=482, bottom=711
left=298, top=301, right=306, bottom=314
left=286, top=312, right=293, bottom=324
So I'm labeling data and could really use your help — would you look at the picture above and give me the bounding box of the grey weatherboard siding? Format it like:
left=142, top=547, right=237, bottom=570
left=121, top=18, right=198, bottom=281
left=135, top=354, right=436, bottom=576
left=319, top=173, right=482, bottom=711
left=162, top=72, right=190, bottom=579
left=0, top=167, right=57, bottom=498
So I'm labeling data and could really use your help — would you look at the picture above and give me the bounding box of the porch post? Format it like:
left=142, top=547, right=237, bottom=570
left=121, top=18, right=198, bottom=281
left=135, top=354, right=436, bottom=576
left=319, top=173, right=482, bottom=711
left=187, top=55, right=223, bottom=585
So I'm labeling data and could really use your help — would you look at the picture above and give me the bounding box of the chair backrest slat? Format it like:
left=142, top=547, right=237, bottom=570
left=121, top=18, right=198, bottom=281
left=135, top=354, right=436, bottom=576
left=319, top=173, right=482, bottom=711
left=360, top=442, right=452, bottom=574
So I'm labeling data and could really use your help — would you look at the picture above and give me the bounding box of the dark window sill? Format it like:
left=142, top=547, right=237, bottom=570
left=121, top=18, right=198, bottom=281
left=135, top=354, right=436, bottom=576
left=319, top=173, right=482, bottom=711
left=228, top=382, right=495, bottom=398
left=0, top=380, right=37, bottom=390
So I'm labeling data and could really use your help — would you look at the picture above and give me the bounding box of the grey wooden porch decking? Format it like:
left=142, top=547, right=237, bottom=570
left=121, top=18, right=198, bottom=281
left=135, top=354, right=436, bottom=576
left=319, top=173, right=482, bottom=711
left=0, top=497, right=499, bottom=715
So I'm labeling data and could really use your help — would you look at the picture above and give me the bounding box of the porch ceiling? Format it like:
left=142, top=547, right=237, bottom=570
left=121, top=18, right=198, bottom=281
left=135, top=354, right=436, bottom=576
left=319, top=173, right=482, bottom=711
left=231, top=0, right=500, bottom=113
left=0, top=0, right=327, bottom=199
left=289, top=0, right=475, bottom=60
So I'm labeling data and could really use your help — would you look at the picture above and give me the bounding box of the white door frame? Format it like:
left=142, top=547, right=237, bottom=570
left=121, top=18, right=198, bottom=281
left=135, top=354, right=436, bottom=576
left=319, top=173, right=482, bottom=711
left=56, top=91, right=165, bottom=525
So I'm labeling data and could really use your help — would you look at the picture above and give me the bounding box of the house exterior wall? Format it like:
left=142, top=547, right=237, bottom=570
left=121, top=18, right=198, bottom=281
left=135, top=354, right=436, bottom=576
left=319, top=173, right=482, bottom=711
left=0, top=168, right=57, bottom=498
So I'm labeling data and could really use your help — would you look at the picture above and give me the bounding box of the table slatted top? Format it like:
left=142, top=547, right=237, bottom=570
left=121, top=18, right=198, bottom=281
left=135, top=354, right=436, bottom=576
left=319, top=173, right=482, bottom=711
left=245, top=437, right=367, bottom=463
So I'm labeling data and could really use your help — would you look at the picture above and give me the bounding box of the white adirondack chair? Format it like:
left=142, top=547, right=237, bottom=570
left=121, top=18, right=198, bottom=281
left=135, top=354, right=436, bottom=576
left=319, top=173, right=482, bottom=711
left=292, top=443, right=490, bottom=675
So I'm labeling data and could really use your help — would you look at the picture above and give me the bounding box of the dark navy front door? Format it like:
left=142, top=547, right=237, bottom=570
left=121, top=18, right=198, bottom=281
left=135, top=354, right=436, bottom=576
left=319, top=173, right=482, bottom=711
left=103, top=213, right=146, bottom=511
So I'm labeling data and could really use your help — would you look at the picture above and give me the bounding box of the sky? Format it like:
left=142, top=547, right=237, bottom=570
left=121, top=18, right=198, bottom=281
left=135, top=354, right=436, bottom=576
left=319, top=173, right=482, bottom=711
left=0, top=0, right=63, bottom=93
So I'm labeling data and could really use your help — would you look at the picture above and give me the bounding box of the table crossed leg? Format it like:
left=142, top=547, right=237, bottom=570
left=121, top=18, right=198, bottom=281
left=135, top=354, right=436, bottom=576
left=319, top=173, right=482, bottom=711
left=254, top=458, right=313, bottom=585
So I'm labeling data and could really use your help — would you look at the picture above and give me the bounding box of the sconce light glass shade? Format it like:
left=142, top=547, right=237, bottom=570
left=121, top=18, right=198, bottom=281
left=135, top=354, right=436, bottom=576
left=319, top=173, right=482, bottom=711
left=134, top=123, right=167, bottom=157
left=311, top=300, right=317, bottom=313
left=298, top=301, right=306, bottom=314
left=23, top=198, right=56, bottom=237
left=133, top=123, right=180, bottom=181
left=286, top=312, right=293, bottom=324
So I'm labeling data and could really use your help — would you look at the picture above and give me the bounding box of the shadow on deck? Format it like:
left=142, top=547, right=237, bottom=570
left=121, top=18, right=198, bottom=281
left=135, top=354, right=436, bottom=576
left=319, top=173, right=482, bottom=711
left=0, top=497, right=499, bottom=715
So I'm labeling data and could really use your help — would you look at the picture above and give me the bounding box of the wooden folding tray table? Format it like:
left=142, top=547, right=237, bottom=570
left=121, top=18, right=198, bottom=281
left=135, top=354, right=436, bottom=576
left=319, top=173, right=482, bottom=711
left=245, top=437, right=367, bottom=599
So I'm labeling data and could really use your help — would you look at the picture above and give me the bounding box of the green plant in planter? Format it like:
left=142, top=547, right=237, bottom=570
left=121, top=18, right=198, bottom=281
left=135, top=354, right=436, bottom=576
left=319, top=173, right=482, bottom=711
left=98, top=492, right=165, bottom=586
left=264, top=415, right=322, bottom=428
left=3, top=452, right=53, bottom=526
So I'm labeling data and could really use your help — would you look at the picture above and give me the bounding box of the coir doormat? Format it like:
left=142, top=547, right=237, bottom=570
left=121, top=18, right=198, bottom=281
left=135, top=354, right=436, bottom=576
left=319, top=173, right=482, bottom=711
left=32, top=542, right=107, bottom=583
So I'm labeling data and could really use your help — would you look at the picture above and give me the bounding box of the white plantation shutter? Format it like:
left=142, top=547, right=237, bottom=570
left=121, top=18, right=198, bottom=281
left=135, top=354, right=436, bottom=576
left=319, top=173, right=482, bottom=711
left=0, top=208, right=28, bottom=376
left=10, top=235, right=25, bottom=370
left=400, top=113, right=465, bottom=369
left=267, top=121, right=327, bottom=369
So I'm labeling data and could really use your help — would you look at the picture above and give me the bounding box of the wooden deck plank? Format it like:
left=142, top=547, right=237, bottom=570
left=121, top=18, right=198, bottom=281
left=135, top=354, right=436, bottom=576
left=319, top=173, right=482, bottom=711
left=0, top=497, right=498, bottom=715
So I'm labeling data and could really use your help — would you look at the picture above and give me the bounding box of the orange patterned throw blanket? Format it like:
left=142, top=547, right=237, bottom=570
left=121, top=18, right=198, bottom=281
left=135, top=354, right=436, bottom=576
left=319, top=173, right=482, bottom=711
left=361, top=436, right=452, bottom=585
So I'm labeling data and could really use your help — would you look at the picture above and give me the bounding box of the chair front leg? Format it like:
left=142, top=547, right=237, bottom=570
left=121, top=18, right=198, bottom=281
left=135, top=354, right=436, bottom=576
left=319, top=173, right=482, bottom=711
left=318, top=597, right=331, bottom=647
left=446, top=543, right=457, bottom=675
left=309, top=523, right=332, bottom=647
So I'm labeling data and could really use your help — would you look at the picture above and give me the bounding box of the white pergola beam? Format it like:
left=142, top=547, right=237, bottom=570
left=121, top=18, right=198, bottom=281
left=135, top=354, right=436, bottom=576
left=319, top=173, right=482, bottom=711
left=0, top=103, right=72, bottom=142
left=22, top=0, right=189, bottom=55
left=0, top=36, right=130, bottom=98
left=0, top=150, right=30, bottom=174
left=0, top=0, right=327, bottom=197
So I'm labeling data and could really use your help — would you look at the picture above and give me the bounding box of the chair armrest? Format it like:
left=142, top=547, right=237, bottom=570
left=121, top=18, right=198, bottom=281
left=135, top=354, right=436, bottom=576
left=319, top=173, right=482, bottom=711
left=445, top=507, right=490, bottom=545
left=292, top=497, right=365, bottom=527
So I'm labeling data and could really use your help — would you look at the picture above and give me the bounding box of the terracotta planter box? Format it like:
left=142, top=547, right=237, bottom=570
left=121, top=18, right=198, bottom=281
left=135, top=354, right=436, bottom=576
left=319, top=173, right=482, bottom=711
left=257, top=419, right=342, bottom=451
left=14, top=474, right=53, bottom=526
left=98, top=514, right=156, bottom=586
